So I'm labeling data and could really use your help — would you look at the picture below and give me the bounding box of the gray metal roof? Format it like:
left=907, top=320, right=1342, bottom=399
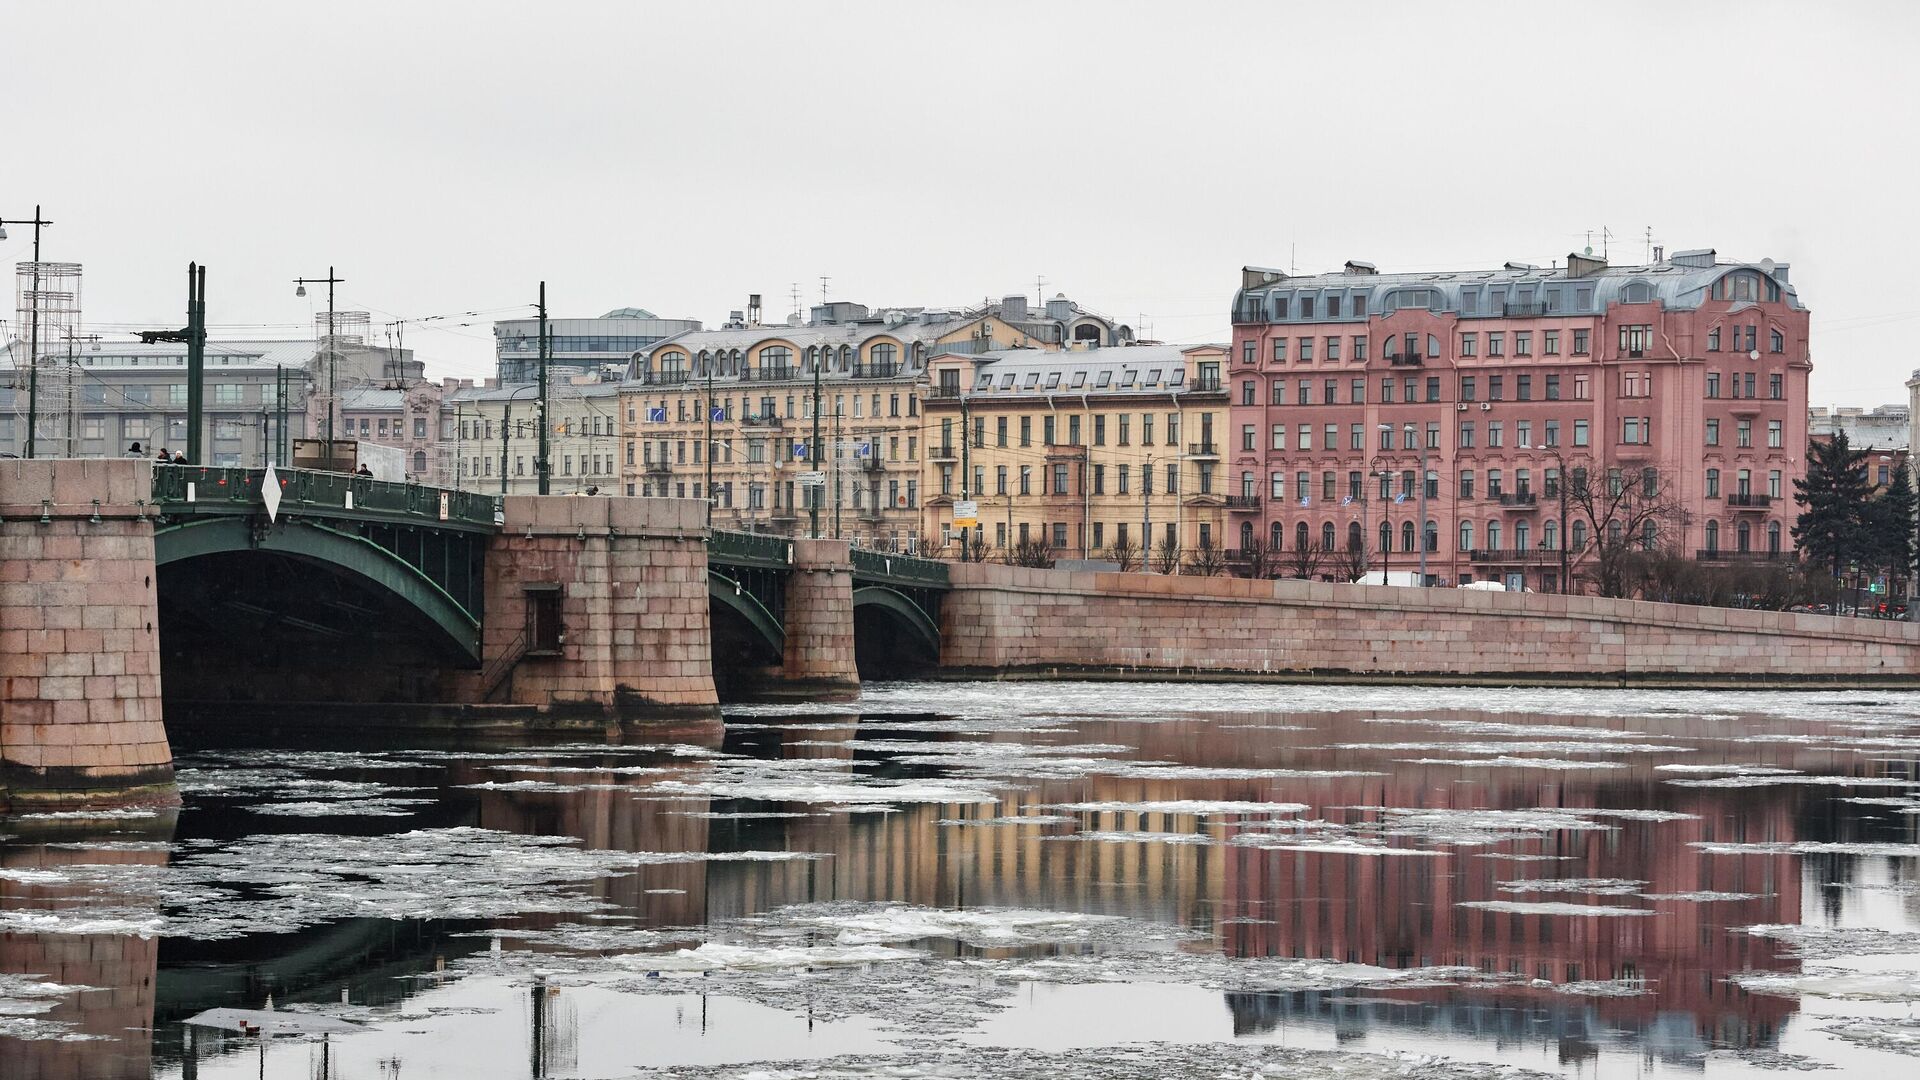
left=1232, top=251, right=1805, bottom=319
left=0, top=337, right=318, bottom=371
left=950, top=344, right=1218, bottom=398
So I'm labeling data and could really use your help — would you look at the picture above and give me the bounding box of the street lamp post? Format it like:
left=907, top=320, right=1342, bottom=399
left=1, top=206, right=54, bottom=458
left=499, top=385, right=539, bottom=496
left=294, top=267, right=346, bottom=460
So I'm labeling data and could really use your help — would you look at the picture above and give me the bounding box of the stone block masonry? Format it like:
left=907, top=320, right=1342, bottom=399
left=939, top=562, right=1920, bottom=686
left=778, top=538, right=859, bottom=700
left=452, top=493, right=719, bottom=716
left=1, top=459, right=176, bottom=810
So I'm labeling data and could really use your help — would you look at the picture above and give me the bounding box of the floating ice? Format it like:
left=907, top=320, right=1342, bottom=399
left=1496, top=878, right=1647, bottom=896
left=1045, top=830, right=1212, bottom=845
left=1656, top=763, right=1802, bottom=775
left=1694, top=840, right=1920, bottom=858
left=1396, top=756, right=1629, bottom=770
left=9, top=807, right=162, bottom=821
left=1232, top=836, right=1448, bottom=857
left=937, top=815, right=1076, bottom=827
left=1045, top=800, right=1310, bottom=816
left=1732, top=969, right=1920, bottom=1001
left=1639, top=891, right=1772, bottom=902
left=769, top=902, right=1145, bottom=948
left=1819, top=1017, right=1920, bottom=1058
left=1736, top=924, right=1920, bottom=958
left=246, top=797, right=435, bottom=817
left=1668, top=775, right=1920, bottom=789
left=1455, top=901, right=1655, bottom=917
left=1551, top=978, right=1654, bottom=997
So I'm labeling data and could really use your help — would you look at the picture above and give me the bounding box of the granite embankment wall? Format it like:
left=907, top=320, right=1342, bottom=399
left=938, top=563, right=1920, bottom=685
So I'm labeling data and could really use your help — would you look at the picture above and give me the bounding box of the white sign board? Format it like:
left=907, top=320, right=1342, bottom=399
left=798, top=471, right=827, bottom=486
left=261, top=464, right=282, bottom=523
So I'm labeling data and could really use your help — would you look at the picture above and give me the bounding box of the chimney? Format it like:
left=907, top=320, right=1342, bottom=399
left=1001, top=295, right=1029, bottom=321
left=747, top=294, right=763, bottom=326
left=1566, top=252, right=1608, bottom=278
left=1343, top=260, right=1377, bottom=275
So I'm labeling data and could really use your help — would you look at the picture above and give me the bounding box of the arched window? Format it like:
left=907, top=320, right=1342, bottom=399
left=1296, top=521, right=1309, bottom=552
left=1705, top=520, right=1720, bottom=552
left=1643, top=520, right=1659, bottom=550
left=730, top=349, right=743, bottom=375
left=412, top=450, right=427, bottom=475
left=1459, top=520, right=1474, bottom=553
left=1426, top=334, right=1440, bottom=358
left=1347, top=521, right=1363, bottom=552
left=1487, top=521, right=1503, bottom=551
left=1322, top=522, right=1336, bottom=550
left=1514, top=521, right=1531, bottom=550
left=759, top=345, right=792, bottom=377
left=1571, top=520, right=1588, bottom=550
left=1240, top=471, right=1255, bottom=498
left=1623, top=281, right=1652, bottom=304
left=870, top=342, right=897, bottom=374
left=1270, top=521, right=1284, bottom=549
left=1239, top=521, right=1254, bottom=551
left=1768, top=521, right=1781, bottom=553
left=1543, top=519, right=1559, bottom=550
left=839, top=345, right=854, bottom=370
left=1400, top=521, right=1416, bottom=552
left=1379, top=520, right=1391, bottom=555
left=1423, top=520, right=1438, bottom=552
left=1737, top=520, right=1751, bottom=552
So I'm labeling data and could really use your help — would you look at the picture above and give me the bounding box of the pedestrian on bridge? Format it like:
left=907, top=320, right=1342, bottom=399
left=128, top=442, right=143, bottom=456
left=156, top=447, right=172, bottom=463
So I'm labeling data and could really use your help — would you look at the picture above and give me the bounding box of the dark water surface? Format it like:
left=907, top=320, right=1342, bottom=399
left=4, top=683, right=1920, bottom=1078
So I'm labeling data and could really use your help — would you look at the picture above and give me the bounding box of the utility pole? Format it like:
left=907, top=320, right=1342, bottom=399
left=59, top=331, right=100, bottom=457
left=536, top=282, right=551, bottom=495
left=832, top=402, right=842, bottom=539
left=1142, top=453, right=1152, bottom=572
left=959, top=394, right=972, bottom=560
left=293, top=267, right=344, bottom=461
left=135, top=263, right=207, bottom=464
left=1417, top=430, right=1430, bottom=586
left=1, top=206, right=53, bottom=458
left=810, top=343, right=823, bottom=538
left=703, top=355, right=714, bottom=526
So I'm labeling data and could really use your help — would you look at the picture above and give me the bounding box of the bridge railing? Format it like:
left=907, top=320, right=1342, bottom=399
left=151, top=465, right=500, bottom=531
left=850, top=546, right=950, bottom=587
left=709, top=528, right=794, bottom=568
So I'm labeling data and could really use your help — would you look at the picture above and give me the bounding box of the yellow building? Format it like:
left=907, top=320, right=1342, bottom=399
left=618, top=302, right=1071, bottom=548
left=921, top=344, right=1229, bottom=561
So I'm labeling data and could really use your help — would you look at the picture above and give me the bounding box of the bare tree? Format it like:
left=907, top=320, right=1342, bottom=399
left=1566, top=463, right=1686, bottom=599
left=1286, top=537, right=1325, bottom=580
left=965, top=530, right=991, bottom=563
left=1239, top=536, right=1274, bottom=579
left=1153, top=535, right=1181, bottom=574
left=1340, top=539, right=1371, bottom=583
left=1185, top=536, right=1228, bottom=577
left=1105, top=535, right=1141, bottom=572
left=1009, top=536, right=1056, bottom=568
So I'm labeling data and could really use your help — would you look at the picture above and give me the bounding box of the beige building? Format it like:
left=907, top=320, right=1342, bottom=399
left=921, top=344, right=1229, bottom=560
left=617, top=295, right=1132, bottom=549
left=445, top=375, right=624, bottom=495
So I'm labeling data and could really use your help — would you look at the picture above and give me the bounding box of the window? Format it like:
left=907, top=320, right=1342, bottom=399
left=1768, top=419, right=1782, bottom=448
left=1516, top=374, right=1532, bottom=401
left=1572, top=328, right=1590, bottom=355
left=1459, top=471, right=1475, bottom=499
left=1241, top=424, right=1256, bottom=451
left=1487, top=332, right=1505, bottom=358
left=1352, top=336, right=1367, bottom=361
left=1770, top=328, right=1784, bottom=353
left=1349, top=423, right=1364, bottom=450
left=1706, top=372, right=1721, bottom=399
left=1272, top=338, right=1287, bottom=362
left=1514, top=331, right=1532, bottom=356
left=1381, top=378, right=1395, bottom=403
left=1622, top=417, right=1642, bottom=444
left=1544, top=374, right=1560, bottom=401
left=1708, top=327, right=1722, bottom=352
left=1544, top=419, right=1560, bottom=447
left=1573, top=374, right=1591, bottom=400
left=1322, top=471, right=1337, bottom=501
left=1299, top=337, right=1313, bottom=362
left=1019, top=466, right=1031, bottom=495
left=1325, top=423, right=1339, bottom=450
left=1619, top=325, right=1652, bottom=356
left=998, top=417, right=1009, bottom=447
left=1119, top=415, right=1131, bottom=444
left=1426, top=422, right=1440, bottom=449
left=1769, top=373, right=1783, bottom=399
left=1460, top=520, right=1474, bottom=552
left=1298, top=425, right=1312, bottom=451
left=1516, top=420, right=1532, bottom=447
left=1544, top=330, right=1560, bottom=355
left=1271, top=423, right=1286, bottom=450
left=1769, top=470, right=1782, bottom=499
left=1573, top=419, right=1589, bottom=446
left=1092, top=464, right=1105, bottom=495
left=1240, top=380, right=1256, bottom=405
left=1737, top=419, right=1752, bottom=448
left=1242, top=340, right=1256, bottom=364
left=1351, top=378, right=1365, bottom=404
left=1488, top=375, right=1504, bottom=401
left=1487, top=422, right=1503, bottom=448
left=1326, top=336, right=1340, bottom=361
left=1323, top=379, right=1337, bottom=405
left=1458, top=422, right=1475, bottom=449
left=1707, top=469, right=1721, bottom=497
left=1460, top=376, right=1476, bottom=402
left=1460, top=333, right=1477, bottom=357
left=1426, top=376, right=1441, bottom=402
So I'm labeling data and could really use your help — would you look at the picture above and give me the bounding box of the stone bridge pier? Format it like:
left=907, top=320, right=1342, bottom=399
left=452, top=494, right=719, bottom=717
left=1, top=460, right=176, bottom=809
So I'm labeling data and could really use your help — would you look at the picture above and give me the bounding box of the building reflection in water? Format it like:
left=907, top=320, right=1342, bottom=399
left=1, top=814, right=176, bottom=1080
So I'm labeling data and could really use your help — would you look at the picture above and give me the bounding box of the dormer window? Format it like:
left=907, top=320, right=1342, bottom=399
left=1045, top=373, right=1061, bottom=389
left=999, top=373, right=1014, bottom=388
left=1146, top=369, right=1163, bottom=386
left=974, top=373, right=993, bottom=389
left=1622, top=281, right=1653, bottom=304
left=1023, top=373, right=1039, bottom=388
left=1070, top=372, right=1086, bottom=388
left=1121, top=370, right=1137, bottom=387
left=1096, top=371, right=1112, bottom=387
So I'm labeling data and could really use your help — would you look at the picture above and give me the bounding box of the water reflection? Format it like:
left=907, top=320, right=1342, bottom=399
left=4, top=690, right=1920, bottom=1077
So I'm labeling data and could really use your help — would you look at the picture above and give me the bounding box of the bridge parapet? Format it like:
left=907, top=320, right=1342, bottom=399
left=151, top=465, right=499, bottom=532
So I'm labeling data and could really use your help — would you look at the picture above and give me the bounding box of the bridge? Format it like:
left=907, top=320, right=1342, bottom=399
left=9, top=455, right=1920, bottom=810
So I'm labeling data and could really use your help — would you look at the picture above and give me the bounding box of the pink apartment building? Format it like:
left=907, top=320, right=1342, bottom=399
left=1228, top=249, right=1810, bottom=591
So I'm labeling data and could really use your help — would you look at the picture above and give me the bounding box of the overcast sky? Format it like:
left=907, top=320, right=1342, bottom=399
left=4, top=0, right=1914, bottom=405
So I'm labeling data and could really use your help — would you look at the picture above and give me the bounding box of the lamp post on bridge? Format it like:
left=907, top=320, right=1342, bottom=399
left=293, top=267, right=346, bottom=463
left=499, top=385, right=540, bottom=496
left=1, top=206, right=54, bottom=458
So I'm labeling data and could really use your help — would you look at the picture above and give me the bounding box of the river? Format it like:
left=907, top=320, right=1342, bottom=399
left=4, top=682, right=1920, bottom=1078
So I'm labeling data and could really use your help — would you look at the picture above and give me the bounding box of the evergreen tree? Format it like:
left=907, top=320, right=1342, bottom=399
left=1792, top=431, right=1873, bottom=581
left=1870, top=463, right=1916, bottom=594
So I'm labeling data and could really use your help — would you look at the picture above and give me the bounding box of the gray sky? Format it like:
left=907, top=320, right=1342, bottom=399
left=5, top=0, right=1915, bottom=405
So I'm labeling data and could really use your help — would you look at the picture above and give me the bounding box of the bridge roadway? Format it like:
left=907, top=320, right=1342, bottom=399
left=10, top=456, right=1920, bottom=809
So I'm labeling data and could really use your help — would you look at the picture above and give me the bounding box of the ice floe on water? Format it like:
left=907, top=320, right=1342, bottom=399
left=1736, top=923, right=1920, bottom=958
left=1454, top=901, right=1655, bottom=917
left=1395, top=756, right=1629, bottom=770
left=1656, top=763, right=1802, bottom=775
left=1343, top=740, right=1686, bottom=755
left=623, top=1042, right=1563, bottom=1080
left=1730, top=968, right=1920, bottom=1001
left=1496, top=878, right=1647, bottom=896
left=1044, top=830, right=1212, bottom=845
left=1818, top=1017, right=1920, bottom=1059
left=768, top=903, right=1160, bottom=949
left=1549, top=978, right=1655, bottom=997
left=1668, top=775, right=1920, bottom=789
left=1044, top=799, right=1310, bottom=816
left=1694, top=840, right=1920, bottom=858
left=644, top=776, right=999, bottom=805
left=245, top=797, right=436, bottom=817
left=8, top=807, right=162, bottom=821
left=0, top=973, right=103, bottom=1043
left=937, top=815, right=1076, bottom=827
left=1639, top=891, right=1772, bottom=902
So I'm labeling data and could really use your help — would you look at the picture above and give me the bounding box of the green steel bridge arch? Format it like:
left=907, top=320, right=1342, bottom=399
left=150, top=466, right=497, bottom=663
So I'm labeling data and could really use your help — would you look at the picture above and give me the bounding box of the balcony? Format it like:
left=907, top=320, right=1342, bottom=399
left=1388, top=354, right=1422, bottom=367
left=1470, top=548, right=1559, bottom=565
left=645, top=460, right=671, bottom=475
left=1187, top=441, right=1219, bottom=458
left=1497, top=492, right=1538, bottom=507
left=1695, top=549, right=1786, bottom=562
left=739, top=413, right=785, bottom=429
left=1232, top=306, right=1267, bottom=325
left=745, top=365, right=797, bottom=382
left=928, top=385, right=964, bottom=400
left=1226, top=494, right=1263, bottom=510
left=1726, top=492, right=1773, bottom=509
left=1189, top=374, right=1223, bottom=393
left=1502, top=301, right=1551, bottom=318
left=636, top=370, right=693, bottom=386
left=859, top=455, right=885, bottom=472
left=851, top=362, right=900, bottom=379
left=930, top=444, right=959, bottom=462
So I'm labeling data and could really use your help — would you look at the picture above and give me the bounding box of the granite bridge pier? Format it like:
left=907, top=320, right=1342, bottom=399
left=8, top=457, right=1920, bottom=809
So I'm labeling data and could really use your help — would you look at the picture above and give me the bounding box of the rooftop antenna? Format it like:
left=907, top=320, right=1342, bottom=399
left=1290, top=243, right=1297, bottom=276
left=819, top=276, right=830, bottom=304
left=790, top=282, right=802, bottom=320
left=1645, top=225, right=1654, bottom=264
left=1034, top=274, right=1047, bottom=306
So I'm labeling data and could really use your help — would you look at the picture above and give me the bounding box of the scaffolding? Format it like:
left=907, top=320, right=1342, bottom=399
left=9, top=260, right=82, bottom=453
